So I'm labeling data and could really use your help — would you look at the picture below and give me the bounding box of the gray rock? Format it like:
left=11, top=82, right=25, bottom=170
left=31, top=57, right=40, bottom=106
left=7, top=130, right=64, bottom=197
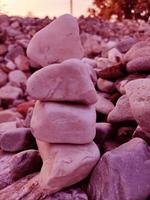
left=88, top=138, right=150, bottom=200
left=0, top=128, right=35, bottom=152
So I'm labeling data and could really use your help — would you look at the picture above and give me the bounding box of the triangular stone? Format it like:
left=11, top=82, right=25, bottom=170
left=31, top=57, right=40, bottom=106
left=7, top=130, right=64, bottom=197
left=27, top=14, right=84, bottom=66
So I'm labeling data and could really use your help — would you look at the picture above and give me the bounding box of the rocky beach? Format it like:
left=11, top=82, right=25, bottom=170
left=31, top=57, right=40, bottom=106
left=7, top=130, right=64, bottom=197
left=0, top=13, right=149, bottom=200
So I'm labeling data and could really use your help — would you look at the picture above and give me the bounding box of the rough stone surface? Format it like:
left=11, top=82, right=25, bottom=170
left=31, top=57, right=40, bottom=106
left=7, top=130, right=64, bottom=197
left=31, top=101, right=96, bottom=144
left=27, top=59, right=97, bottom=104
left=27, top=14, right=84, bottom=66
left=0, top=173, right=88, bottom=200
left=0, top=150, right=42, bottom=190
left=125, top=78, right=150, bottom=133
left=88, top=138, right=150, bottom=200
left=37, top=140, right=100, bottom=195
left=0, top=128, right=35, bottom=152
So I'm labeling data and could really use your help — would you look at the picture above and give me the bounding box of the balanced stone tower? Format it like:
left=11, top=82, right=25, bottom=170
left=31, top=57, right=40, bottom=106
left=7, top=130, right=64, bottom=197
left=27, top=14, right=100, bottom=195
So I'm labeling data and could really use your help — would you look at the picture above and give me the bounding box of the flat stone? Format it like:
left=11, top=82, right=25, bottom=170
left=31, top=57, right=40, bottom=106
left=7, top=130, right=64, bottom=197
left=0, top=174, right=88, bottom=200
left=0, top=85, right=22, bottom=100
left=27, top=14, right=84, bottom=66
left=95, top=93, right=114, bottom=115
left=107, top=95, right=135, bottom=123
left=0, top=110, right=22, bottom=123
left=37, top=140, right=100, bottom=194
left=125, top=78, right=150, bottom=133
left=31, top=101, right=96, bottom=144
left=0, top=150, right=42, bottom=190
left=8, top=70, right=27, bottom=88
left=27, top=59, right=97, bottom=105
left=88, top=138, right=150, bottom=200
left=0, top=128, right=35, bottom=152
left=127, top=56, right=150, bottom=72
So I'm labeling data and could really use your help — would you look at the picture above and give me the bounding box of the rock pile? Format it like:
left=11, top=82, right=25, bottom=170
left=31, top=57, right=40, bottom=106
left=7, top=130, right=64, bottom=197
left=26, top=14, right=100, bottom=195
left=0, top=13, right=150, bottom=200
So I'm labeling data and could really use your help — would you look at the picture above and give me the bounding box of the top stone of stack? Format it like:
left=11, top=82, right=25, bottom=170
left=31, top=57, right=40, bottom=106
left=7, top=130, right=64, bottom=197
left=27, top=14, right=84, bottom=66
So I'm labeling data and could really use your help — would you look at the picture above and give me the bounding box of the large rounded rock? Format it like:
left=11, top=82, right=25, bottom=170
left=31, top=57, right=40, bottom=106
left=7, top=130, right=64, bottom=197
left=88, top=138, right=150, bottom=200
left=31, top=101, right=96, bottom=144
left=27, top=14, right=84, bottom=66
left=37, top=140, right=100, bottom=195
left=125, top=78, right=150, bottom=133
left=27, top=59, right=97, bottom=105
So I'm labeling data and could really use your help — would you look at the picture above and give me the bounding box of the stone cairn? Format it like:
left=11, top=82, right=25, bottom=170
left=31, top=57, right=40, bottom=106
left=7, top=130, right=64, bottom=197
left=26, top=14, right=100, bottom=194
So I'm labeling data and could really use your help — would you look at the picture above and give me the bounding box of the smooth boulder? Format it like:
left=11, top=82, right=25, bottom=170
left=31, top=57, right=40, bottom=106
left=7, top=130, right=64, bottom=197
left=27, top=14, right=84, bottom=66
left=27, top=59, right=97, bottom=105
left=31, top=101, right=96, bottom=144
left=37, top=140, right=100, bottom=195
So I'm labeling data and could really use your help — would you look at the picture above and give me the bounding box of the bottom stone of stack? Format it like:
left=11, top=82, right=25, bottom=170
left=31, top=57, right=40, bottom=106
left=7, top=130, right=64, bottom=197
left=31, top=101, right=96, bottom=144
left=36, top=140, right=100, bottom=195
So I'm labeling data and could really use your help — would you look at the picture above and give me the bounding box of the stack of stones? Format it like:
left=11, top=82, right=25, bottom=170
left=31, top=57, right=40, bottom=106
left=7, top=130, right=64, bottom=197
left=26, top=14, right=100, bottom=194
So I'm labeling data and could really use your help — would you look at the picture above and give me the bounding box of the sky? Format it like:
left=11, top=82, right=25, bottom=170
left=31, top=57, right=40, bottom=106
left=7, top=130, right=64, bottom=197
left=1, top=0, right=93, bottom=17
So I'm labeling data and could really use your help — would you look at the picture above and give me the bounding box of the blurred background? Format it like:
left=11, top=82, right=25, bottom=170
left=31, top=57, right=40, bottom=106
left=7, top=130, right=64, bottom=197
left=0, top=0, right=150, bottom=21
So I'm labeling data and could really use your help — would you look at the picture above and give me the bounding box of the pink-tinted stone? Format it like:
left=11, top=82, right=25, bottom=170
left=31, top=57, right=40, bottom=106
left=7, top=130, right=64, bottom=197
left=107, top=95, right=134, bottom=123
left=88, top=138, right=150, bottom=200
left=97, top=78, right=116, bottom=93
left=94, top=123, right=115, bottom=147
left=0, top=85, right=22, bottom=100
left=127, top=56, right=150, bottom=72
left=31, top=101, right=96, bottom=144
left=0, top=128, right=35, bottom=152
left=108, top=48, right=123, bottom=63
left=0, top=69, right=7, bottom=87
left=27, top=14, right=84, bottom=66
left=14, top=55, right=30, bottom=71
left=0, top=44, right=7, bottom=55
left=0, top=150, right=42, bottom=190
left=95, top=93, right=114, bottom=115
left=8, top=70, right=27, bottom=88
left=37, top=140, right=100, bottom=195
left=27, top=59, right=97, bottom=105
left=124, top=45, right=150, bottom=62
left=125, top=79, right=150, bottom=133
left=0, top=110, right=22, bottom=123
